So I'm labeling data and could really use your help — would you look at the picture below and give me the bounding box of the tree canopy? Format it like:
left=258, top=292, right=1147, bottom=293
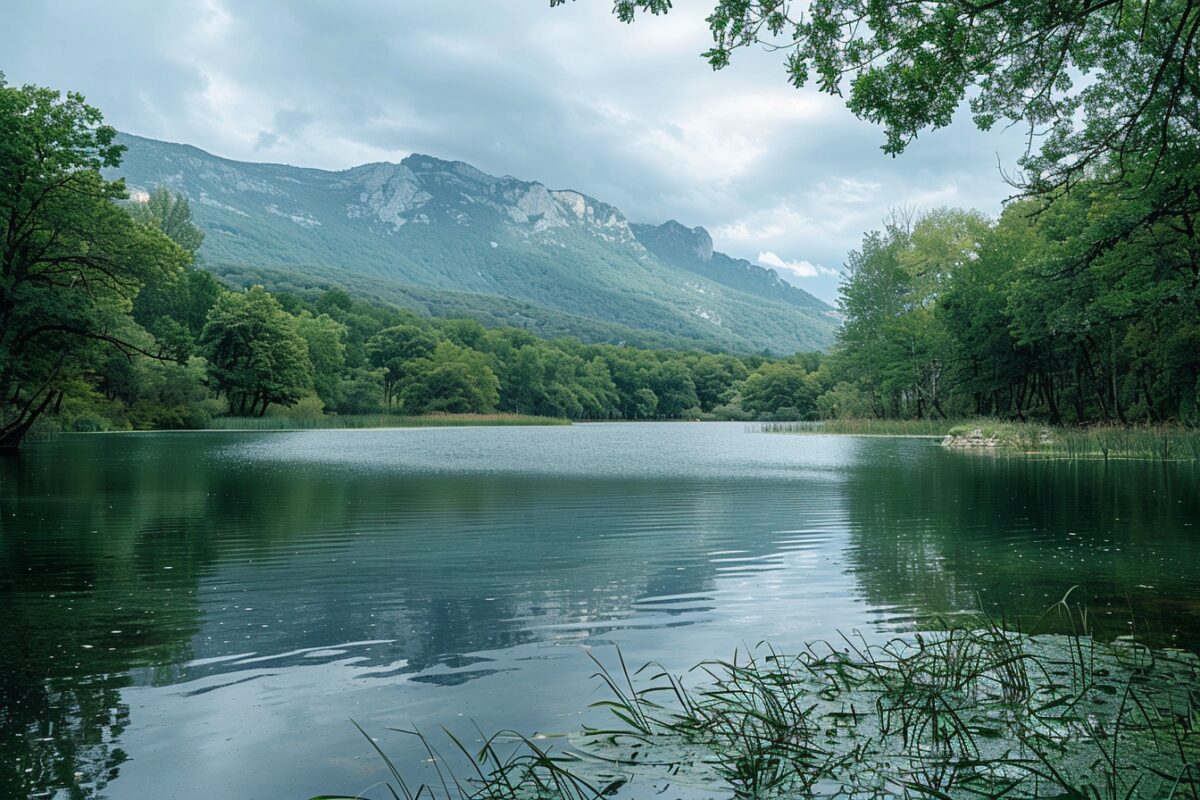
left=0, top=75, right=188, bottom=450
left=833, top=197, right=1200, bottom=423
left=199, top=287, right=313, bottom=417
left=562, top=0, right=1198, bottom=182
left=562, top=0, right=1200, bottom=283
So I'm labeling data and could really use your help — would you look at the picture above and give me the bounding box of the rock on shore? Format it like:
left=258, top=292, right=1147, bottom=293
left=942, top=428, right=1001, bottom=448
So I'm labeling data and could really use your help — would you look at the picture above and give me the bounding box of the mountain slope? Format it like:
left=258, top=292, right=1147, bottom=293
left=630, top=221, right=828, bottom=313
left=111, top=133, right=837, bottom=352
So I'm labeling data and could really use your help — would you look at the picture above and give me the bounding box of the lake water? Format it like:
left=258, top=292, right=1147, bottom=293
left=2, top=423, right=1198, bottom=799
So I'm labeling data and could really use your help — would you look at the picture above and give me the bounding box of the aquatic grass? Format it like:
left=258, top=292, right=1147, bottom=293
left=1048, top=425, right=1200, bottom=463
left=759, top=418, right=1200, bottom=461
left=753, top=419, right=951, bottom=436
left=975, top=422, right=1200, bottom=462
left=314, top=722, right=615, bottom=800
left=317, top=608, right=1200, bottom=800
left=206, top=413, right=569, bottom=431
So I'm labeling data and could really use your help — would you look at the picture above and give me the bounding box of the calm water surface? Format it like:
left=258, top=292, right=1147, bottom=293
left=1, top=423, right=1197, bottom=799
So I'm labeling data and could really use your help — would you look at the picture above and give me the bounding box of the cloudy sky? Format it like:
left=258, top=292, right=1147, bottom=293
left=4, top=0, right=1029, bottom=303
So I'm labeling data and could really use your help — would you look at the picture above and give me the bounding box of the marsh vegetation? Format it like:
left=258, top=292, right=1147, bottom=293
left=757, top=420, right=1200, bottom=462
left=318, top=597, right=1200, bottom=800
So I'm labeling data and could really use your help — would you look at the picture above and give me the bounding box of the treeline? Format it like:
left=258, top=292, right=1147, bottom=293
left=66, top=183, right=853, bottom=434
left=829, top=184, right=1200, bottom=424
left=72, top=223, right=843, bottom=431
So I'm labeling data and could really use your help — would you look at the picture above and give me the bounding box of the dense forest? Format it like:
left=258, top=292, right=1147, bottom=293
left=91, top=237, right=836, bottom=431
left=833, top=200, right=1200, bottom=424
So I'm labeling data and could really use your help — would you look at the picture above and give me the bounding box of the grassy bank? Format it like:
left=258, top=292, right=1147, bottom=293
left=315, top=599, right=1199, bottom=800
left=944, top=421, right=1200, bottom=461
left=206, top=412, right=569, bottom=431
left=756, top=419, right=951, bottom=436
left=758, top=418, right=1200, bottom=461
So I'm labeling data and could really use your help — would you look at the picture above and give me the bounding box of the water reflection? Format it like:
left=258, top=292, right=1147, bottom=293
left=1, top=426, right=1197, bottom=799
left=840, top=441, right=1200, bottom=642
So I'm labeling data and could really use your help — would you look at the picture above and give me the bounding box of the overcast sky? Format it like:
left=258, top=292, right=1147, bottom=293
left=4, top=0, right=1030, bottom=303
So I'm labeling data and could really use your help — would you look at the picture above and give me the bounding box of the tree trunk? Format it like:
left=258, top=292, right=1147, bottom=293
left=0, top=389, right=58, bottom=454
left=0, top=428, right=24, bottom=455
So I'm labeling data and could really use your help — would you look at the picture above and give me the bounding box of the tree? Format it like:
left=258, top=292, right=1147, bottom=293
left=128, top=186, right=219, bottom=360
left=367, top=324, right=439, bottom=407
left=630, top=387, right=658, bottom=419
left=692, top=354, right=750, bottom=411
left=0, top=77, right=188, bottom=451
left=647, top=360, right=699, bottom=417
left=827, top=188, right=1200, bottom=424
left=199, top=287, right=312, bottom=416
left=128, top=186, right=204, bottom=254
left=740, top=361, right=820, bottom=417
left=295, top=311, right=348, bottom=408
left=570, top=0, right=1200, bottom=293
left=834, top=217, right=915, bottom=417
left=399, top=342, right=500, bottom=414
left=570, top=0, right=1198, bottom=188
left=335, top=368, right=386, bottom=414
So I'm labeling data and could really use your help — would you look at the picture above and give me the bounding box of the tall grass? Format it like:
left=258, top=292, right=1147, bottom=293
left=754, top=419, right=951, bottom=436
left=947, top=420, right=1200, bottom=462
left=316, top=597, right=1200, bottom=800
left=1051, top=424, right=1200, bottom=462
left=207, top=413, right=569, bottom=431
left=759, top=417, right=1200, bottom=461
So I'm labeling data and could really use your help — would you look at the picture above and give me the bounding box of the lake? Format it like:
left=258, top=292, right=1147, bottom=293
left=2, top=423, right=1198, bottom=799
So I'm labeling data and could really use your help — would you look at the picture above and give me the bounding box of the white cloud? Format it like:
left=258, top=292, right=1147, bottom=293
left=0, top=0, right=1032, bottom=305
left=757, top=251, right=839, bottom=279
left=808, top=177, right=882, bottom=205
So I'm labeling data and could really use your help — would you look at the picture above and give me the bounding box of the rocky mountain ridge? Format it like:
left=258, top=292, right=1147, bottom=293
left=111, top=133, right=837, bottom=353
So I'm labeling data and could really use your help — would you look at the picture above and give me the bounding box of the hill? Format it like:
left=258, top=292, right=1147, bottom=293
left=111, top=134, right=837, bottom=353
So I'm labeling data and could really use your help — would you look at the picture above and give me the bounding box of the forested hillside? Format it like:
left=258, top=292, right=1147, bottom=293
left=110, top=134, right=837, bottom=354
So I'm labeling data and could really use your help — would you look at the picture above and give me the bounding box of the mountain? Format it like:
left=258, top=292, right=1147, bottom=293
left=110, top=133, right=838, bottom=353
left=629, top=221, right=828, bottom=313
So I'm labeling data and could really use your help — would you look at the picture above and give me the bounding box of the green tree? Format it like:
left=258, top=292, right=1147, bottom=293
left=128, top=186, right=219, bottom=360
left=128, top=186, right=205, bottom=254
left=692, top=354, right=750, bottom=411
left=335, top=368, right=386, bottom=414
left=576, top=357, right=621, bottom=419
left=630, top=387, right=658, bottom=419
left=833, top=209, right=989, bottom=419
left=0, top=77, right=188, bottom=451
left=295, top=311, right=348, bottom=408
left=399, top=342, right=500, bottom=414
left=126, top=356, right=215, bottom=430
left=199, top=286, right=312, bottom=416
left=740, top=361, right=820, bottom=417
left=367, top=324, right=439, bottom=408
left=572, top=0, right=1198, bottom=192
left=834, top=217, right=915, bottom=417
left=815, top=380, right=875, bottom=419
left=572, top=0, right=1200, bottom=305
left=647, top=360, right=700, bottom=417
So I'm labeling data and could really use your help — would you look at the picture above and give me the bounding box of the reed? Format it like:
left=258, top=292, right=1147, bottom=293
left=760, top=418, right=1200, bottom=461
left=207, top=413, right=569, bottom=431
left=315, top=600, right=1200, bottom=800
left=754, top=419, right=950, bottom=436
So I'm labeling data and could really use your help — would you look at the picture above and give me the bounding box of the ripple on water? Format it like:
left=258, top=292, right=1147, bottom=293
left=2, top=424, right=1197, bottom=800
